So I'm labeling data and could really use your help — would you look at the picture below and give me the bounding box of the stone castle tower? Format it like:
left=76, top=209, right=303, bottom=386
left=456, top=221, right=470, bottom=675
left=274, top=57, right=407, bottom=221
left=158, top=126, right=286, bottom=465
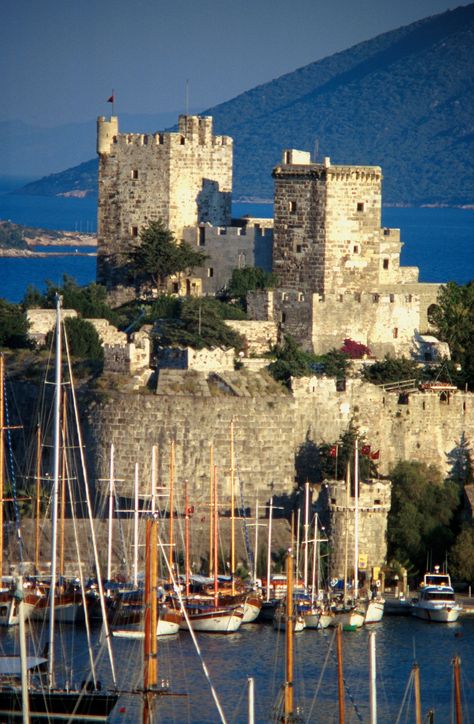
left=272, top=151, right=415, bottom=294
left=327, top=478, right=391, bottom=580
left=246, top=149, right=440, bottom=357
left=96, top=114, right=233, bottom=301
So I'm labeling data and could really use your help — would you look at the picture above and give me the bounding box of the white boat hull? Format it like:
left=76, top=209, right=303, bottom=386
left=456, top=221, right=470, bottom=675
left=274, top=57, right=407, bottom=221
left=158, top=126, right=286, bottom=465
left=242, top=598, right=262, bottom=623
left=329, top=609, right=365, bottom=628
left=364, top=599, right=385, bottom=624
left=180, top=607, right=243, bottom=633
left=412, top=604, right=462, bottom=623
left=273, top=613, right=305, bottom=632
left=301, top=611, right=320, bottom=629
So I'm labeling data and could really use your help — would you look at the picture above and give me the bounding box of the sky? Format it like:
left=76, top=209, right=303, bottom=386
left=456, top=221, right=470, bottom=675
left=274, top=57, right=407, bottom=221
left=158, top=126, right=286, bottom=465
left=1, top=0, right=472, bottom=128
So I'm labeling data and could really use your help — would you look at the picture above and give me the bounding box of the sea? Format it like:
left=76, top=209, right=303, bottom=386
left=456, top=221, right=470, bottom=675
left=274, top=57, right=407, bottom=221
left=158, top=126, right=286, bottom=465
left=0, top=179, right=473, bottom=302
left=1, top=614, right=474, bottom=721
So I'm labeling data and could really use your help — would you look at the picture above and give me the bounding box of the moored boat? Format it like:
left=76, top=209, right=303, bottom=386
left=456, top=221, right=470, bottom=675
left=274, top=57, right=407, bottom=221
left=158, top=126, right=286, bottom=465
left=412, top=569, right=462, bottom=623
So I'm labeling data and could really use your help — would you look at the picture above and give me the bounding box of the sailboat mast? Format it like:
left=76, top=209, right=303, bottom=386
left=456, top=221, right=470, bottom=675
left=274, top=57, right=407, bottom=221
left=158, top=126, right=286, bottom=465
left=143, top=517, right=158, bottom=724
left=185, top=480, right=190, bottom=598
left=133, top=463, right=139, bottom=588
left=213, top=465, right=219, bottom=608
left=209, top=443, right=214, bottom=576
left=59, top=390, right=67, bottom=579
left=453, top=656, right=462, bottom=724
left=354, top=439, right=359, bottom=598
left=343, top=465, right=350, bottom=607
left=230, top=419, right=236, bottom=596
left=369, top=631, right=377, bottom=723
left=107, top=443, right=115, bottom=584
left=34, top=424, right=41, bottom=572
left=303, top=481, right=310, bottom=591
left=283, top=548, right=294, bottom=721
left=48, top=293, right=63, bottom=687
left=169, top=440, right=175, bottom=583
left=413, top=663, right=422, bottom=724
left=253, top=497, right=259, bottom=584
left=266, top=497, right=273, bottom=602
left=337, top=624, right=345, bottom=724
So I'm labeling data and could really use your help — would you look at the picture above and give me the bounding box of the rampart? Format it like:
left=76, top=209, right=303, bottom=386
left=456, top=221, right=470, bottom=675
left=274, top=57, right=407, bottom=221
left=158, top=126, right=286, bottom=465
left=81, top=377, right=474, bottom=509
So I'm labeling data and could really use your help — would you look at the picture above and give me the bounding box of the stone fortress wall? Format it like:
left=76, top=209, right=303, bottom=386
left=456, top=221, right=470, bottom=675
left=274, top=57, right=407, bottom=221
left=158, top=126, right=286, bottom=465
left=84, top=378, right=473, bottom=511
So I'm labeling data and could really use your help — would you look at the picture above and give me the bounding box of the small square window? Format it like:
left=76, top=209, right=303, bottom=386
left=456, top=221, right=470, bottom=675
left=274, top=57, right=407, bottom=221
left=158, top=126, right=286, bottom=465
left=357, top=202, right=364, bottom=212
left=131, top=226, right=139, bottom=237
left=289, top=201, right=297, bottom=214
left=383, top=258, right=389, bottom=269
left=131, top=169, right=139, bottom=180
left=296, top=244, right=302, bottom=253
left=390, top=294, right=395, bottom=302
left=207, top=267, right=214, bottom=278
left=353, top=245, right=359, bottom=254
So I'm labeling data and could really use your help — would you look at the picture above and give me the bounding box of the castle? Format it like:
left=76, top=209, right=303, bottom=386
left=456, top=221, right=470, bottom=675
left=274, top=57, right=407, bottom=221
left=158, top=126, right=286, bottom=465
left=96, top=113, right=441, bottom=359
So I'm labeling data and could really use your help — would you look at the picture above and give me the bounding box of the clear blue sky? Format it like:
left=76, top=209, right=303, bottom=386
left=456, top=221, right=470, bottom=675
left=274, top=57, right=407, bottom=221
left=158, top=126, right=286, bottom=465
left=2, top=0, right=471, bottom=127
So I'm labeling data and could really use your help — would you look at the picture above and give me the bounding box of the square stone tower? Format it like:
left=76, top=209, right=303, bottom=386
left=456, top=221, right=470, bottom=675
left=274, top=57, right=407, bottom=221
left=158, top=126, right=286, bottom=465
left=96, top=114, right=233, bottom=298
left=272, top=151, right=409, bottom=295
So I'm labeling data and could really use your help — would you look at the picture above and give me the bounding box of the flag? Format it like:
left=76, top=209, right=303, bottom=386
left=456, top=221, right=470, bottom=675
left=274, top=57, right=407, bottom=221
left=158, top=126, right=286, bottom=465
left=186, top=505, right=195, bottom=515
left=370, top=450, right=380, bottom=460
left=361, top=444, right=371, bottom=456
left=107, top=93, right=115, bottom=103
left=329, top=445, right=338, bottom=458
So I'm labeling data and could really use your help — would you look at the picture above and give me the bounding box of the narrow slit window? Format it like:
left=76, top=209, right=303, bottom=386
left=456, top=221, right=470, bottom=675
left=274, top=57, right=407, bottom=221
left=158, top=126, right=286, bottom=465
left=357, top=202, right=364, bottom=212
left=383, top=258, right=389, bottom=269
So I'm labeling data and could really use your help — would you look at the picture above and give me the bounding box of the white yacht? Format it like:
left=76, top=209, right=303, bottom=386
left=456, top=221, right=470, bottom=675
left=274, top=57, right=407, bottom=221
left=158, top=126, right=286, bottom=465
left=412, top=569, right=462, bottom=623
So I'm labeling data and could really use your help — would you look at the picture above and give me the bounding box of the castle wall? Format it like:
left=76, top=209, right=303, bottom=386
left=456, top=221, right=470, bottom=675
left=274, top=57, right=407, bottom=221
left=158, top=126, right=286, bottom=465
left=182, top=221, right=273, bottom=295
left=82, top=379, right=474, bottom=510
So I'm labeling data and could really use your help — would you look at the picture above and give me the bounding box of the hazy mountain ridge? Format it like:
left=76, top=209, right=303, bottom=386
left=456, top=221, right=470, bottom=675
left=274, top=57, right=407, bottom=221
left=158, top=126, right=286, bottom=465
left=12, top=4, right=474, bottom=206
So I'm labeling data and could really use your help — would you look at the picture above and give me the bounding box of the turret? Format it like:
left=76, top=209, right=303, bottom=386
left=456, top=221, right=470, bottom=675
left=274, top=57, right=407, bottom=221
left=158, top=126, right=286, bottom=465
left=97, top=116, right=119, bottom=155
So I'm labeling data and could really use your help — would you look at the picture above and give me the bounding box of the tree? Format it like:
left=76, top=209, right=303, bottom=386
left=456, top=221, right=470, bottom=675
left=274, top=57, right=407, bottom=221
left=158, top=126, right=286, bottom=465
left=387, top=461, right=460, bottom=576
left=129, top=220, right=207, bottom=291
left=449, top=524, right=474, bottom=582
left=0, top=300, right=30, bottom=349
left=153, top=297, right=244, bottom=351
left=64, top=317, right=104, bottom=362
left=429, top=281, right=474, bottom=389
left=222, top=267, right=277, bottom=310
left=446, top=432, right=474, bottom=487
left=267, top=337, right=349, bottom=387
left=22, top=276, right=119, bottom=324
left=362, top=355, right=422, bottom=385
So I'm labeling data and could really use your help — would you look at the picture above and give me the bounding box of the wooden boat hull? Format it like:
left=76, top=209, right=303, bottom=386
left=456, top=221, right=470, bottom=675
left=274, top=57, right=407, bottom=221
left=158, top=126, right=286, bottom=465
left=0, top=687, right=119, bottom=722
left=31, top=598, right=83, bottom=624
left=180, top=607, right=243, bottom=633
left=242, top=596, right=262, bottom=623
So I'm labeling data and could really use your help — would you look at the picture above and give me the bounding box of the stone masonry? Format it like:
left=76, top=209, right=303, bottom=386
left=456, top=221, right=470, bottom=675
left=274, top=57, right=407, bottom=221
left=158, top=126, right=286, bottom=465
left=327, top=479, right=391, bottom=579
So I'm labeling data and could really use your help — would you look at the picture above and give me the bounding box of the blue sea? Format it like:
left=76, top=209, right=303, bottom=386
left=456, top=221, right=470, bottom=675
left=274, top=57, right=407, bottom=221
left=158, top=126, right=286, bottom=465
left=0, top=184, right=473, bottom=302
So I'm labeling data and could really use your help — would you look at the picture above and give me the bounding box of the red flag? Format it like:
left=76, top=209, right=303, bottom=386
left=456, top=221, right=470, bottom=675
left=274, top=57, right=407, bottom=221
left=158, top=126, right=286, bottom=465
left=370, top=450, right=380, bottom=460
left=361, top=445, right=371, bottom=456
left=186, top=505, right=195, bottom=515
left=329, top=445, right=338, bottom=458
left=107, top=94, right=115, bottom=103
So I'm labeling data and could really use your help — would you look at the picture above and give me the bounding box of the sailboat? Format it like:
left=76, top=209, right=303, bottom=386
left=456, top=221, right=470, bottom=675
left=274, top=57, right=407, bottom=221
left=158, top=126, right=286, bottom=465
left=0, top=296, right=120, bottom=721
left=0, top=354, right=40, bottom=626
left=179, top=462, right=243, bottom=633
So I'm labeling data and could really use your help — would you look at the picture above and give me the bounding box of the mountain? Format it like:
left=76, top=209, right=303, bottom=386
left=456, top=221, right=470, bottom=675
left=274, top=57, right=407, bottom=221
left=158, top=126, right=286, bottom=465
left=14, top=4, right=474, bottom=206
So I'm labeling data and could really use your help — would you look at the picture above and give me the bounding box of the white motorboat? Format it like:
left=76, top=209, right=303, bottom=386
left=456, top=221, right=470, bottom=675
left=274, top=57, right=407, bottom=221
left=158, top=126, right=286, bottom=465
left=412, top=570, right=462, bottom=623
